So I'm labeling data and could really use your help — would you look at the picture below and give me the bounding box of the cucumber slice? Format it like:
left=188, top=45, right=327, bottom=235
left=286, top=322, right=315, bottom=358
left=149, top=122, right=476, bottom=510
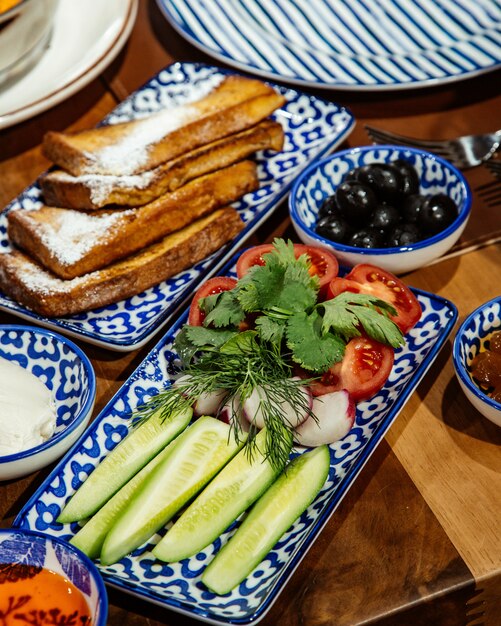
left=153, top=427, right=289, bottom=562
left=58, top=406, right=192, bottom=523
left=201, top=445, right=330, bottom=595
left=70, top=438, right=177, bottom=558
left=100, top=416, right=243, bottom=566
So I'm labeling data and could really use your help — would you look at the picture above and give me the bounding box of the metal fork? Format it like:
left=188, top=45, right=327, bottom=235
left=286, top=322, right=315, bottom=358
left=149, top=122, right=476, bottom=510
left=477, top=160, right=501, bottom=207
left=485, top=159, right=501, bottom=179
left=365, top=125, right=501, bottom=169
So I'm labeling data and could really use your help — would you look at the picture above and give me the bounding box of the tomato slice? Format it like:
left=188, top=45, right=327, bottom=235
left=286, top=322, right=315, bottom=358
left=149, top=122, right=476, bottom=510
left=328, top=264, right=421, bottom=333
left=309, top=336, right=395, bottom=401
left=326, top=277, right=363, bottom=299
left=188, top=276, right=237, bottom=326
left=236, top=243, right=339, bottom=298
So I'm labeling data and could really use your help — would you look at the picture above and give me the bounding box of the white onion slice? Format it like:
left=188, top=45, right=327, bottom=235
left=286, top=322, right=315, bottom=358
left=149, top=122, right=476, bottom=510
left=294, top=389, right=355, bottom=447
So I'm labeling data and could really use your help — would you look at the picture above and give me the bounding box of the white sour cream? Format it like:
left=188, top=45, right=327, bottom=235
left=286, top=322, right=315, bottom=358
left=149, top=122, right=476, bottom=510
left=0, top=357, right=57, bottom=456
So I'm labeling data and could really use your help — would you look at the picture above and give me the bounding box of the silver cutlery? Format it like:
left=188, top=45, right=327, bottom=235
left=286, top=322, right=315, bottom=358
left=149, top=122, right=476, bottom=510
left=365, top=125, right=501, bottom=169
left=485, top=159, right=501, bottom=179
left=476, top=179, right=501, bottom=208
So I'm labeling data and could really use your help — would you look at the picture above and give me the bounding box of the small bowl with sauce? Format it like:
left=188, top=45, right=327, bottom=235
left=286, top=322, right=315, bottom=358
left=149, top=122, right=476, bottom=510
left=453, top=296, right=501, bottom=427
left=0, top=325, right=96, bottom=480
left=0, top=528, right=107, bottom=625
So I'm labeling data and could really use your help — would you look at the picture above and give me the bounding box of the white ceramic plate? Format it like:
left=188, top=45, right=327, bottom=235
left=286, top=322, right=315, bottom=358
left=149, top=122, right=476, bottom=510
left=156, top=0, right=501, bottom=90
left=0, top=0, right=138, bottom=129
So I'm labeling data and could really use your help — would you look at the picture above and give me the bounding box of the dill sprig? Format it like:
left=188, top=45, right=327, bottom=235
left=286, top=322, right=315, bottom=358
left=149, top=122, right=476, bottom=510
left=134, top=332, right=314, bottom=470
left=133, top=238, right=405, bottom=469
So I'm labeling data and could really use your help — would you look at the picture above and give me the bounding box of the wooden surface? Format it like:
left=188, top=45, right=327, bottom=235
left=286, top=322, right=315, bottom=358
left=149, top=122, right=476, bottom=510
left=1, top=1, right=501, bottom=624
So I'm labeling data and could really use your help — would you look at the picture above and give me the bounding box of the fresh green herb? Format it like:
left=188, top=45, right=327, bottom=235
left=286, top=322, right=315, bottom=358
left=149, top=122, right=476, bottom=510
left=136, top=331, right=306, bottom=470
left=187, top=239, right=405, bottom=371
left=136, top=238, right=405, bottom=467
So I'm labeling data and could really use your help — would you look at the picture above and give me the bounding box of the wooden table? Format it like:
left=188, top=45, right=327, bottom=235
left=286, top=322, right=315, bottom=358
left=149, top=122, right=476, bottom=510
left=1, top=2, right=500, bottom=625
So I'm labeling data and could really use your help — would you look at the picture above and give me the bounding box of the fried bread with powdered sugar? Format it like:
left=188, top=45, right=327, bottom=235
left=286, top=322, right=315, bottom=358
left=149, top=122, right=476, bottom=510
left=39, top=120, right=284, bottom=210
left=0, top=208, right=244, bottom=318
left=8, top=161, right=258, bottom=280
left=42, top=75, right=286, bottom=177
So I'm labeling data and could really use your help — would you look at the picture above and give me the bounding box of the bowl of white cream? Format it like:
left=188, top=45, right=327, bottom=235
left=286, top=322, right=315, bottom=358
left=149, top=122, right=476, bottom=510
left=0, top=325, right=95, bottom=480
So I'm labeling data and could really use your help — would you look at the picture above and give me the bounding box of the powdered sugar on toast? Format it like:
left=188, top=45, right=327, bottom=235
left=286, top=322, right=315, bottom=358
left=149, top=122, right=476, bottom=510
left=34, top=209, right=132, bottom=266
left=85, top=106, right=199, bottom=176
left=51, top=170, right=157, bottom=206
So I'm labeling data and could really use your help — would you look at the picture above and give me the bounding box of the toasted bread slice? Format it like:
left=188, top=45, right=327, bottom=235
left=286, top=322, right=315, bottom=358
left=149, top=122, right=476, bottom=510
left=39, top=120, right=284, bottom=210
left=0, top=208, right=244, bottom=318
left=8, top=160, right=258, bottom=280
left=42, top=75, right=286, bottom=176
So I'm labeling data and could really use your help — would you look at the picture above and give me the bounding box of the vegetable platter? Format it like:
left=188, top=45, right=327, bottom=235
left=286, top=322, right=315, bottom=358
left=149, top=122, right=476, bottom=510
left=14, top=243, right=458, bottom=625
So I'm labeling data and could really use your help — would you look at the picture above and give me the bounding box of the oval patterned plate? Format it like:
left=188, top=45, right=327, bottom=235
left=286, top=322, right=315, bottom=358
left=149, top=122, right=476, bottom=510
left=0, top=62, right=354, bottom=351
left=14, top=253, right=458, bottom=625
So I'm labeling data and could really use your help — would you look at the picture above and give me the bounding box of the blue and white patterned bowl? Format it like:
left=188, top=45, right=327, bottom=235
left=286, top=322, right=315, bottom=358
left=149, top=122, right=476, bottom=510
left=453, top=296, right=501, bottom=428
left=0, top=325, right=96, bottom=480
left=289, top=145, right=471, bottom=275
left=0, top=528, right=107, bottom=624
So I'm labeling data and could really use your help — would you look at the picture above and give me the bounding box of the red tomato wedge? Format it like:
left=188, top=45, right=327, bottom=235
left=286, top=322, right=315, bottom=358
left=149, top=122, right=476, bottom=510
left=308, top=336, right=395, bottom=401
left=236, top=243, right=339, bottom=298
left=188, top=277, right=237, bottom=326
left=327, top=264, right=421, bottom=333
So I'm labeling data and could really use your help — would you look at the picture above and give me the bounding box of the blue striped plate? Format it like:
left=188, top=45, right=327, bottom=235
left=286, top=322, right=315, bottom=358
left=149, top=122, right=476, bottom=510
left=157, top=0, right=501, bottom=90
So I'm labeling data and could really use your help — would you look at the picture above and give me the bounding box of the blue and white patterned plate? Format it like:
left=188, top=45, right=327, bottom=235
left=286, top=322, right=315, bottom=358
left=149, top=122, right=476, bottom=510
left=0, top=62, right=354, bottom=351
left=14, top=253, right=458, bottom=625
left=157, top=0, right=501, bottom=90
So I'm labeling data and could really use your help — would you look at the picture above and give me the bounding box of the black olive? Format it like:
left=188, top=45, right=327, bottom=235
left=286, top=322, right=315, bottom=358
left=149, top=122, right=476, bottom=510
left=392, top=159, right=420, bottom=196
left=402, top=194, right=426, bottom=223
left=349, top=227, right=385, bottom=249
left=386, top=223, right=422, bottom=247
left=417, top=193, right=458, bottom=235
left=368, top=203, right=400, bottom=231
left=318, top=194, right=339, bottom=218
left=355, top=163, right=404, bottom=203
left=316, top=214, right=353, bottom=243
left=335, top=181, right=377, bottom=226
left=345, top=167, right=362, bottom=182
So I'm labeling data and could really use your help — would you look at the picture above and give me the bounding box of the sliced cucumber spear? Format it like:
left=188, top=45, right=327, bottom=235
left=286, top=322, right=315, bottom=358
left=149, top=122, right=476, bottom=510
left=100, top=416, right=244, bottom=566
left=201, top=444, right=331, bottom=595
left=58, top=406, right=192, bottom=523
left=153, top=427, right=290, bottom=562
left=70, top=437, right=178, bottom=559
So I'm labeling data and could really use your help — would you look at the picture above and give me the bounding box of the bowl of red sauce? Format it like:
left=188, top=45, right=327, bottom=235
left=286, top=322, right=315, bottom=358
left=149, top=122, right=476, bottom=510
left=453, top=296, right=501, bottom=427
left=0, top=528, right=107, bottom=625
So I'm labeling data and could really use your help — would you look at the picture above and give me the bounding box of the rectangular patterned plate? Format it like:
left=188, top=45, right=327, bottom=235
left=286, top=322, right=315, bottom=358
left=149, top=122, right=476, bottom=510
left=14, top=253, right=458, bottom=625
left=0, top=61, right=354, bottom=351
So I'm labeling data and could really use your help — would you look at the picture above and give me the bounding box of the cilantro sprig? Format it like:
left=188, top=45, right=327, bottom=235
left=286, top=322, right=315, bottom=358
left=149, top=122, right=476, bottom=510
left=176, top=239, right=404, bottom=372
left=138, top=239, right=405, bottom=470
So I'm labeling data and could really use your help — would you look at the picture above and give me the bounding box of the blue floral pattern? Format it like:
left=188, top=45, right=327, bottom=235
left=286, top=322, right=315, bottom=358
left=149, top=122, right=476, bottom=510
left=0, top=62, right=354, bottom=351
left=14, top=258, right=458, bottom=625
left=0, top=325, right=95, bottom=457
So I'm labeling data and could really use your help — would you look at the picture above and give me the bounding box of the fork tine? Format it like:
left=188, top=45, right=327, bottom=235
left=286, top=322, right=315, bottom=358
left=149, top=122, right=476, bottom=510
left=485, top=160, right=501, bottom=178
left=365, top=125, right=455, bottom=157
left=476, top=179, right=501, bottom=206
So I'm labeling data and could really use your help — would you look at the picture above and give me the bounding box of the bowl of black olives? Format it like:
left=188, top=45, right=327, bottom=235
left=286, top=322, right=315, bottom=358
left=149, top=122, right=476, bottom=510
left=289, top=145, right=471, bottom=274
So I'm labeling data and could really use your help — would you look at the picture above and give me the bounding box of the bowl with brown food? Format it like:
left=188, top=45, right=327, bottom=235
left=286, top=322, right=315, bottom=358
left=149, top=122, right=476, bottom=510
left=453, top=296, right=501, bottom=427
